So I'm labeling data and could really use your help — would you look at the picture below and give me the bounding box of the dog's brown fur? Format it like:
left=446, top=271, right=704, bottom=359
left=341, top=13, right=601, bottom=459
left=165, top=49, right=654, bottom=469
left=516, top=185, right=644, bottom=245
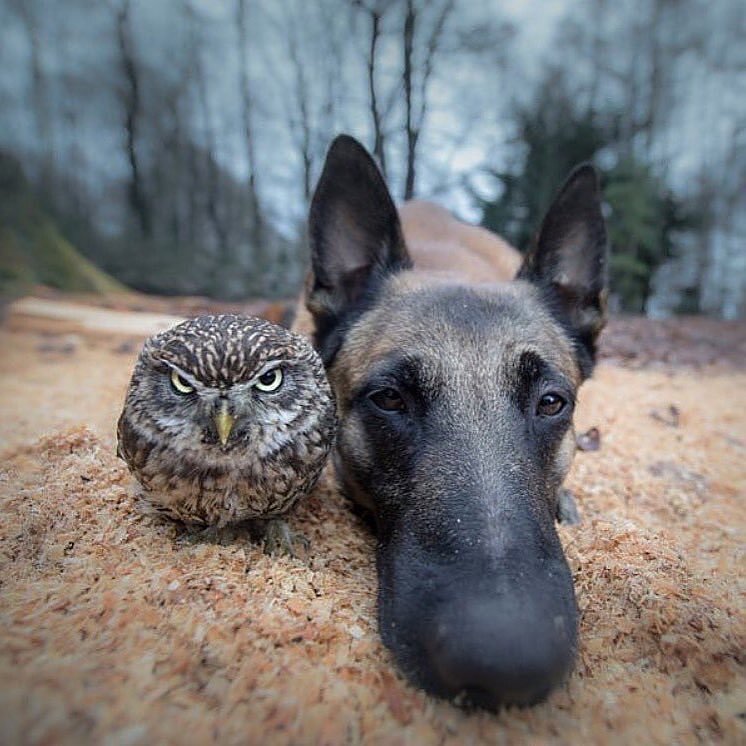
left=296, top=135, right=608, bottom=710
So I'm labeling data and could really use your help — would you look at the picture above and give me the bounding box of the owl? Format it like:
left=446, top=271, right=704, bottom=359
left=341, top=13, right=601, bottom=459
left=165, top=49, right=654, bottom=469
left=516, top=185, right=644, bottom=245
left=116, top=314, right=337, bottom=555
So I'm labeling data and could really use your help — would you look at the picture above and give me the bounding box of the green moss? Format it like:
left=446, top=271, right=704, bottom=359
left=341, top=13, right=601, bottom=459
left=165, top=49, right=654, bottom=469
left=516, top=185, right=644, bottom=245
left=0, top=154, right=126, bottom=298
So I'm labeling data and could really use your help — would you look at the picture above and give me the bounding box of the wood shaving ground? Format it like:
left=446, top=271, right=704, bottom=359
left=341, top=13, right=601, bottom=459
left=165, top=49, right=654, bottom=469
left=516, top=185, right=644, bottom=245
left=0, top=315, right=744, bottom=744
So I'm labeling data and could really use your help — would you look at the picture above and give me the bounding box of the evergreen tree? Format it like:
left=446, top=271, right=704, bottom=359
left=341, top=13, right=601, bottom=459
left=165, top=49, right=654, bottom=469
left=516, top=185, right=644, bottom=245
left=477, top=72, right=700, bottom=312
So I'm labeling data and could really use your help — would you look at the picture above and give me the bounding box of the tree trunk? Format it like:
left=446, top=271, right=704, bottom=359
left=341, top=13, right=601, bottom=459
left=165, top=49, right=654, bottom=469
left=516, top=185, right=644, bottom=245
left=286, top=23, right=314, bottom=205
left=115, top=0, right=152, bottom=237
left=190, top=19, right=229, bottom=260
left=367, top=8, right=388, bottom=178
left=403, top=0, right=416, bottom=199
left=14, top=1, right=54, bottom=177
left=236, top=0, right=264, bottom=248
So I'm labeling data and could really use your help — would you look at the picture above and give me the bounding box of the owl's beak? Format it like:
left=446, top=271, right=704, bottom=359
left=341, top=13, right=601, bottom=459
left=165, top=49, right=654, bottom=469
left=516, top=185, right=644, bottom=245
left=214, top=402, right=235, bottom=446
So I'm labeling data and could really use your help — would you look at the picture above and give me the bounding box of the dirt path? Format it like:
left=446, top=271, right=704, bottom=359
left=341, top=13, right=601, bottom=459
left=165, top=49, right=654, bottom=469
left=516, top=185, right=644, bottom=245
left=8, top=296, right=187, bottom=336
left=0, top=297, right=744, bottom=744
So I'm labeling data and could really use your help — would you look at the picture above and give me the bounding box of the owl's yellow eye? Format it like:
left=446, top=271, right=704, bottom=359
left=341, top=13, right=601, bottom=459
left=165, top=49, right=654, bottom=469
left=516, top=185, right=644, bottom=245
left=170, top=369, right=195, bottom=394
left=254, top=367, right=283, bottom=392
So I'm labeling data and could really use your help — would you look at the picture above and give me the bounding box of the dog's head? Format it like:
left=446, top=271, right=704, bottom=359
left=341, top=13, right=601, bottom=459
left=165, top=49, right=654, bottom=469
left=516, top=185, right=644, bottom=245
left=306, top=135, right=607, bottom=709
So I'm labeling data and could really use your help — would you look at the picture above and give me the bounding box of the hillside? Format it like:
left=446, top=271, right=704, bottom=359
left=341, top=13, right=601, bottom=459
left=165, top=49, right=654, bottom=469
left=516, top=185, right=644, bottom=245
left=0, top=154, right=125, bottom=298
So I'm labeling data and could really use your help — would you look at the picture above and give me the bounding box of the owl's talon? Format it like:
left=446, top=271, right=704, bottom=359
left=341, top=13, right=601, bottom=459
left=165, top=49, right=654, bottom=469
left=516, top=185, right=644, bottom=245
left=177, top=524, right=235, bottom=546
left=263, top=519, right=309, bottom=557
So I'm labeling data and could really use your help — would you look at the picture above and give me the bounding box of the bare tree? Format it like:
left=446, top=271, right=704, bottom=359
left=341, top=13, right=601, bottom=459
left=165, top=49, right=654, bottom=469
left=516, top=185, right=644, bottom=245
left=269, top=0, right=335, bottom=206
left=115, top=0, right=151, bottom=237
left=401, top=0, right=454, bottom=198
left=235, top=0, right=264, bottom=245
left=353, top=0, right=392, bottom=179
left=569, top=0, right=701, bottom=164
left=349, top=0, right=456, bottom=198
left=184, top=1, right=229, bottom=257
left=8, top=0, right=53, bottom=172
left=287, top=27, right=314, bottom=203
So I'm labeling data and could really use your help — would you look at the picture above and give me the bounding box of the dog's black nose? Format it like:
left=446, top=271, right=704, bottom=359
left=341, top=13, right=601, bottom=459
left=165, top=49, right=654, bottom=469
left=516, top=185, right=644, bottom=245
left=424, top=589, right=577, bottom=708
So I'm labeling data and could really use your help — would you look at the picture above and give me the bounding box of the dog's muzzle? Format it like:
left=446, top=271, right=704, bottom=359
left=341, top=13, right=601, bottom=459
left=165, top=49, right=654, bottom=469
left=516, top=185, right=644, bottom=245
left=376, top=501, right=578, bottom=710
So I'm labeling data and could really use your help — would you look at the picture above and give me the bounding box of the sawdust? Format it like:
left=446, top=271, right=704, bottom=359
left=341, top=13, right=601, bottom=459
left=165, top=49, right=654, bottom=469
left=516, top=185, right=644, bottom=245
left=0, top=300, right=744, bottom=744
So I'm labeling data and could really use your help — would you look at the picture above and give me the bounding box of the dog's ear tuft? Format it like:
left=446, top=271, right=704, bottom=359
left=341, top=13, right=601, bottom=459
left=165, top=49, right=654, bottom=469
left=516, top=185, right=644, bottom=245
left=307, top=136, right=411, bottom=327
left=518, top=164, right=608, bottom=377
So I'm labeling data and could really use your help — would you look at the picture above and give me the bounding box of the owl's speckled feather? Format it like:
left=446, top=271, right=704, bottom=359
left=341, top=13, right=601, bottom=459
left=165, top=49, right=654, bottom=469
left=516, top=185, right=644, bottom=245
left=117, top=314, right=336, bottom=546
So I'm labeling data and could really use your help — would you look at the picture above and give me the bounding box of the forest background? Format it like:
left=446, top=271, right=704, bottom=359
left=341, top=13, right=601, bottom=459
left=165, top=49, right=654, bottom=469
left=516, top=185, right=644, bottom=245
left=1, top=0, right=743, bottom=318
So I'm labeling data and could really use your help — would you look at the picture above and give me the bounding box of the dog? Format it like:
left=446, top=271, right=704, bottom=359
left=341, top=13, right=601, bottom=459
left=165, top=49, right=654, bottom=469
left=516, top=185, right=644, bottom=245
left=294, top=135, right=607, bottom=710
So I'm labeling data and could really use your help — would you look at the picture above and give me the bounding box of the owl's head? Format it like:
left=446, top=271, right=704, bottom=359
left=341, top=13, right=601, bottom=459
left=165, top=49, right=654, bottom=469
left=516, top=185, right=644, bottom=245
left=130, top=314, right=329, bottom=456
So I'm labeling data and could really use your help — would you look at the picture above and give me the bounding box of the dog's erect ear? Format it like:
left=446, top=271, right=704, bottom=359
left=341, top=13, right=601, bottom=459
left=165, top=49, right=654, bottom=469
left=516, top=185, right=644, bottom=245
left=518, top=164, right=608, bottom=376
left=307, top=135, right=411, bottom=327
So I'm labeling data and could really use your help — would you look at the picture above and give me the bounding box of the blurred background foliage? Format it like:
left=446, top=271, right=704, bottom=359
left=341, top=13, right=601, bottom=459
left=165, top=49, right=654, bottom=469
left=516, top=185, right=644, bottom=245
left=0, top=0, right=743, bottom=316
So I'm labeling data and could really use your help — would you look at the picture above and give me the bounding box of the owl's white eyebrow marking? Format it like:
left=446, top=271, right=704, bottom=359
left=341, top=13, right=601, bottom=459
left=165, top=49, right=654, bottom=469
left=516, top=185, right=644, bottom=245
left=163, top=362, right=201, bottom=388
left=248, top=360, right=284, bottom=385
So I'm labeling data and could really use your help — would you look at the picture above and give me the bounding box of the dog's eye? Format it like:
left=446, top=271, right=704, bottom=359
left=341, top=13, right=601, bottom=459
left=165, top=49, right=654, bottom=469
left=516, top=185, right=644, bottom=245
left=170, top=369, right=194, bottom=395
left=537, top=393, right=566, bottom=417
left=369, top=387, right=406, bottom=413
